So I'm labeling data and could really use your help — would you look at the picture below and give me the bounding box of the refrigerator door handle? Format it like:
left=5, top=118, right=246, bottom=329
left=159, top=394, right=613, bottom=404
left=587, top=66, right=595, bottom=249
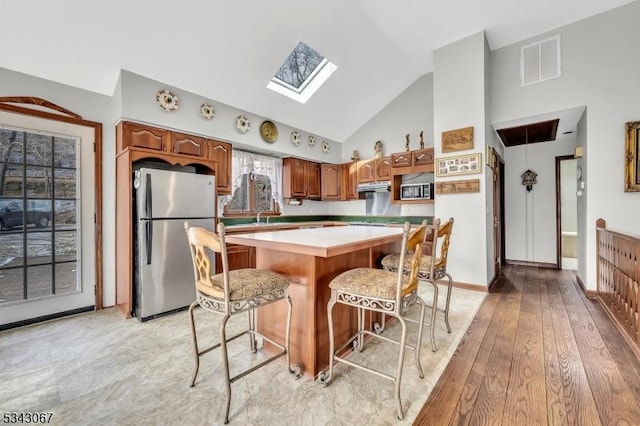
left=145, top=219, right=153, bottom=265
left=145, top=172, right=153, bottom=265
left=145, top=173, right=152, bottom=219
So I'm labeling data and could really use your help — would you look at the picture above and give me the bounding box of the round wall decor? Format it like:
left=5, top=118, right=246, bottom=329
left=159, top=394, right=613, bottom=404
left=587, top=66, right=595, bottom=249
left=308, top=135, right=316, bottom=147
left=290, top=131, right=301, bottom=146
left=260, top=120, right=278, bottom=143
left=321, top=140, right=330, bottom=153
left=235, top=115, right=251, bottom=134
left=156, top=89, right=179, bottom=112
left=200, top=103, right=215, bottom=120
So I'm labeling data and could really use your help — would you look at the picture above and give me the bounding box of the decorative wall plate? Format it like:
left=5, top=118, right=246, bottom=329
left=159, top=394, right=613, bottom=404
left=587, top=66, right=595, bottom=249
left=321, top=140, right=330, bottom=153
left=260, top=120, right=278, bottom=143
left=200, top=103, right=215, bottom=120
left=235, top=115, right=251, bottom=134
left=308, top=135, right=316, bottom=147
left=156, top=89, right=179, bottom=111
left=290, top=131, right=301, bottom=146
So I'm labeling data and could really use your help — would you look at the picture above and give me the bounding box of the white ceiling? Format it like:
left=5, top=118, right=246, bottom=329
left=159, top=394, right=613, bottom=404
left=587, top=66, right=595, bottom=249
left=0, top=0, right=634, bottom=142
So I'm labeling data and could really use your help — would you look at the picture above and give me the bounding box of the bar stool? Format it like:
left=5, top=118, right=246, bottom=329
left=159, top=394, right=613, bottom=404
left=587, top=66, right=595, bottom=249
left=184, top=222, right=301, bottom=424
left=319, top=220, right=430, bottom=420
left=379, top=217, right=454, bottom=352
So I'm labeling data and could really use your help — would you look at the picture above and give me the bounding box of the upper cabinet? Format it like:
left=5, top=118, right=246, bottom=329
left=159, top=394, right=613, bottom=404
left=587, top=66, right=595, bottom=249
left=358, top=157, right=391, bottom=183
left=171, top=132, right=207, bottom=158
left=321, top=164, right=342, bottom=200
left=375, top=157, right=392, bottom=181
left=390, top=147, right=435, bottom=204
left=116, top=121, right=232, bottom=195
left=283, top=158, right=321, bottom=200
left=208, top=140, right=232, bottom=195
left=391, top=147, right=434, bottom=174
left=357, top=159, right=375, bottom=184
left=120, top=122, right=170, bottom=152
left=343, top=161, right=358, bottom=200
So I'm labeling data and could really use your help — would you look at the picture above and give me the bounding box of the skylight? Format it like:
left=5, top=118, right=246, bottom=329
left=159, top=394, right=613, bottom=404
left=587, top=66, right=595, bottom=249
left=267, top=42, right=337, bottom=104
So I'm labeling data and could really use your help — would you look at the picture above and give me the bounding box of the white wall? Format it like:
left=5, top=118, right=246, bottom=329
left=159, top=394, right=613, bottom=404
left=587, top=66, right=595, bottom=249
left=119, top=71, right=343, bottom=164
left=434, top=31, right=490, bottom=287
left=504, top=136, right=577, bottom=264
left=342, top=73, right=434, bottom=162
left=491, top=0, right=640, bottom=289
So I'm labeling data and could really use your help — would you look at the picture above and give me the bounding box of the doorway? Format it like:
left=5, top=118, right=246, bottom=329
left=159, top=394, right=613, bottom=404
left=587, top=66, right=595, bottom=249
left=555, top=155, right=578, bottom=270
left=0, top=98, right=102, bottom=329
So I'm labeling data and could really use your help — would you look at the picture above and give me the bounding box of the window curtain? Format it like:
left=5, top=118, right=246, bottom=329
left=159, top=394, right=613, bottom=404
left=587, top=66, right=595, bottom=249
left=222, top=150, right=283, bottom=208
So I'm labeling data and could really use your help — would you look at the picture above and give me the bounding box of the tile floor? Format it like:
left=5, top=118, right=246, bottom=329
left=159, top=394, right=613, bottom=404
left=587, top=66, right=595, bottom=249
left=0, top=284, right=486, bottom=425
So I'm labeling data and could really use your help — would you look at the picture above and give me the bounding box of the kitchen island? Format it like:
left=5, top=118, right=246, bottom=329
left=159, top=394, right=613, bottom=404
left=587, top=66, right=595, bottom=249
left=225, top=225, right=404, bottom=378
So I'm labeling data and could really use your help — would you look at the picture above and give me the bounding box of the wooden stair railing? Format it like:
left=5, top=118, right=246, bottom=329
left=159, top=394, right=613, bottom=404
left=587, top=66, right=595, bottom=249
left=596, top=218, right=640, bottom=358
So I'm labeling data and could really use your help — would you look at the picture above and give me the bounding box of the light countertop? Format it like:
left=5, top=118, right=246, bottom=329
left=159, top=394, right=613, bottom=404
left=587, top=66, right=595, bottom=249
left=225, top=225, right=405, bottom=258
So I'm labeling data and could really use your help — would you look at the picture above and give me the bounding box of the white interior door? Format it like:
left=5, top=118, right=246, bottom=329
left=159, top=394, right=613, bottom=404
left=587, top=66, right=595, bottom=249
left=0, top=111, right=95, bottom=327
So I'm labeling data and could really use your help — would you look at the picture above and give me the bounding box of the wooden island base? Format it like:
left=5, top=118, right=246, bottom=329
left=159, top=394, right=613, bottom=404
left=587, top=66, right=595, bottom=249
left=254, top=242, right=400, bottom=378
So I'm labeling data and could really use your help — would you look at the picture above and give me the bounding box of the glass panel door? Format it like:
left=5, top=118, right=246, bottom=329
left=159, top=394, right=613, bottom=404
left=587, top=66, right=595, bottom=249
left=0, top=120, right=93, bottom=326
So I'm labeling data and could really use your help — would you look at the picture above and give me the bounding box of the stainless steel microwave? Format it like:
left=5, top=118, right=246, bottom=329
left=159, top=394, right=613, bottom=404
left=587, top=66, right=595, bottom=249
left=400, top=183, right=434, bottom=200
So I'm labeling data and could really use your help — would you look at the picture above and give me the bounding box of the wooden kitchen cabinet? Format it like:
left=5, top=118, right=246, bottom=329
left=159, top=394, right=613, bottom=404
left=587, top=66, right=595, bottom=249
left=343, top=161, right=358, bottom=200
left=283, top=157, right=321, bottom=200
left=357, top=157, right=390, bottom=184
left=208, top=140, right=232, bottom=195
left=375, top=156, right=392, bottom=181
left=412, top=148, right=434, bottom=167
left=307, top=161, right=321, bottom=200
left=391, top=151, right=411, bottom=168
left=216, top=243, right=255, bottom=271
left=171, top=131, right=207, bottom=158
left=321, top=164, right=342, bottom=200
left=119, top=122, right=170, bottom=152
left=357, top=159, right=375, bottom=183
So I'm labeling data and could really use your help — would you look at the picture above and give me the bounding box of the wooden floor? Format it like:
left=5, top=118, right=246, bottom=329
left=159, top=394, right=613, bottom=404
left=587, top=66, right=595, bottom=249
left=414, top=265, right=640, bottom=425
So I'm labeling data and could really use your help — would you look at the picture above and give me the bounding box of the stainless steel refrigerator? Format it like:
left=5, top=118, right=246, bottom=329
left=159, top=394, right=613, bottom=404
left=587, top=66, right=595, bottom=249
left=133, top=167, right=216, bottom=321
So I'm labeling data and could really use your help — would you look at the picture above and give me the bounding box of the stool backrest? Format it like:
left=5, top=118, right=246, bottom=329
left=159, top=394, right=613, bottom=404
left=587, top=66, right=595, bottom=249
left=433, top=218, right=454, bottom=272
left=396, top=220, right=429, bottom=301
left=184, top=221, right=230, bottom=302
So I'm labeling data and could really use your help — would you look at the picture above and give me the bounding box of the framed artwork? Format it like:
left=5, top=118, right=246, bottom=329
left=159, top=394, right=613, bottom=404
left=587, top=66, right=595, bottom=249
left=625, top=121, right=640, bottom=192
left=442, top=126, right=474, bottom=153
left=436, top=152, right=482, bottom=177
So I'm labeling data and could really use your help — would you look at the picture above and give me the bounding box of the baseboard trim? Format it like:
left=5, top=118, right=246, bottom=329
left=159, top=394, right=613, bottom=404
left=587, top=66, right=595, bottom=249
left=575, top=275, right=597, bottom=299
left=0, top=305, right=95, bottom=331
left=452, top=281, right=487, bottom=293
left=505, top=259, right=557, bottom=269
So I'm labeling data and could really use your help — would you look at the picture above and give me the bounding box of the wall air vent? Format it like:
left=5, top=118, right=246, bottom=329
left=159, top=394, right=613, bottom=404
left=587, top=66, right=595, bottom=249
left=521, top=35, right=562, bottom=86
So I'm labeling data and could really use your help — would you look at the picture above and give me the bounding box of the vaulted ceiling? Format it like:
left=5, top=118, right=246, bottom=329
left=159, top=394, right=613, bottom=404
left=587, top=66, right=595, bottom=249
left=0, top=0, right=634, bottom=142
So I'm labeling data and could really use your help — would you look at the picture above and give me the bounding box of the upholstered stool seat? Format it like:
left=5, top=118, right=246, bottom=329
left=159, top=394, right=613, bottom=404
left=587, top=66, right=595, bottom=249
left=199, top=269, right=290, bottom=300
left=330, top=268, right=411, bottom=299
left=378, top=218, right=455, bottom=352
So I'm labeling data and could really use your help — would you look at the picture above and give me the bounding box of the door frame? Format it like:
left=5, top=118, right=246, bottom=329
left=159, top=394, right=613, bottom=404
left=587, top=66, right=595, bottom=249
left=492, top=152, right=506, bottom=277
left=555, top=155, right=575, bottom=270
left=0, top=97, right=103, bottom=310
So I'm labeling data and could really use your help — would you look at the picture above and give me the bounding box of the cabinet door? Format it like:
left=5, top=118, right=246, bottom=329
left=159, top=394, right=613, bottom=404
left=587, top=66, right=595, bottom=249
left=413, top=148, right=434, bottom=166
left=209, top=140, right=232, bottom=195
left=123, top=122, right=169, bottom=152
left=171, top=132, right=207, bottom=158
left=321, top=164, right=341, bottom=200
left=216, top=244, right=255, bottom=271
left=357, top=159, right=375, bottom=183
left=283, top=158, right=308, bottom=198
left=391, top=152, right=411, bottom=168
left=307, top=161, right=321, bottom=200
left=375, top=157, right=391, bottom=181
left=343, top=162, right=358, bottom=200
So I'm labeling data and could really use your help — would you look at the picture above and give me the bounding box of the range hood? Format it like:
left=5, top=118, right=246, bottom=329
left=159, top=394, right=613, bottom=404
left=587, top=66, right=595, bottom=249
left=356, top=181, right=391, bottom=192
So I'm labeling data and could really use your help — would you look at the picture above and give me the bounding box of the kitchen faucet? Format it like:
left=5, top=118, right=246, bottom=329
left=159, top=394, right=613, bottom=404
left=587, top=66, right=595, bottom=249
left=256, top=210, right=263, bottom=224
